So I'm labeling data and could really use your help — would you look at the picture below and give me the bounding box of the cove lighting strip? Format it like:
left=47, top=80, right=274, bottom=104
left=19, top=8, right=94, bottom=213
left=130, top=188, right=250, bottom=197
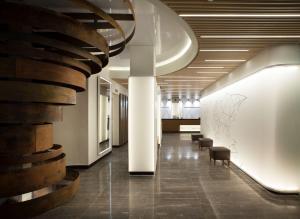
left=196, top=72, right=228, bottom=74
left=164, top=79, right=215, bottom=82
left=156, top=38, right=192, bottom=67
left=179, top=13, right=300, bottom=17
left=160, top=85, right=192, bottom=87
left=161, top=76, right=217, bottom=80
left=188, top=66, right=224, bottom=69
left=162, top=87, right=204, bottom=91
left=200, top=49, right=249, bottom=52
left=109, top=66, right=129, bottom=71
left=159, top=76, right=217, bottom=79
left=108, top=38, right=192, bottom=72
left=201, top=35, right=300, bottom=39
left=205, top=59, right=246, bottom=62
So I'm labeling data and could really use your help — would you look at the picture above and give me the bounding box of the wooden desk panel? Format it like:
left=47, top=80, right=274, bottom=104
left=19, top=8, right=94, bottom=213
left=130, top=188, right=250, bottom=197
left=162, top=119, right=200, bottom=133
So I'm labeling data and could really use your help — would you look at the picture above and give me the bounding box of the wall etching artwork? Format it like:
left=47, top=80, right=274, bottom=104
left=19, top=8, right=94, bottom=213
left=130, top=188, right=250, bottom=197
left=202, top=93, right=247, bottom=164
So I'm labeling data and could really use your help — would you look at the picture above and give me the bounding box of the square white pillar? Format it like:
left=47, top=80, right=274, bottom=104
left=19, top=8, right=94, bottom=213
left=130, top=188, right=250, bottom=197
left=128, top=77, right=157, bottom=174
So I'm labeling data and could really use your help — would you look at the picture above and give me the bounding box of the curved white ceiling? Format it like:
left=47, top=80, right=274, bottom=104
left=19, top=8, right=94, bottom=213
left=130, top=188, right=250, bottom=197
left=109, top=0, right=198, bottom=78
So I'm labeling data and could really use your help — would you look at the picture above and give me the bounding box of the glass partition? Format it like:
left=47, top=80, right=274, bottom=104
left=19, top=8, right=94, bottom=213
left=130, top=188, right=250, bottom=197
left=98, top=77, right=112, bottom=156
left=161, top=98, right=201, bottom=119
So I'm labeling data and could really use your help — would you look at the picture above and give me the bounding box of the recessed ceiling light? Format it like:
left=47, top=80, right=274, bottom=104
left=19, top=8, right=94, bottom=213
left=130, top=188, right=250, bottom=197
left=161, top=88, right=204, bottom=90
left=161, top=87, right=206, bottom=90
left=179, top=13, right=300, bottom=18
left=201, top=35, right=300, bottom=39
left=188, top=66, right=224, bottom=69
left=199, top=49, right=249, bottom=52
left=205, top=59, right=246, bottom=62
left=159, top=76, right=216, bottom=79
left=109, top=66, right=130, bottom=71
left=196, top=72, right=228, bottom=74
left=160, top=85, right=192, bottom=87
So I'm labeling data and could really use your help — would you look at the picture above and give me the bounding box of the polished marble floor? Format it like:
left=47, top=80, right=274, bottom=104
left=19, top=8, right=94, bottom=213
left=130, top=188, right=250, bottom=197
left=36, top=134, right=300, bottom=219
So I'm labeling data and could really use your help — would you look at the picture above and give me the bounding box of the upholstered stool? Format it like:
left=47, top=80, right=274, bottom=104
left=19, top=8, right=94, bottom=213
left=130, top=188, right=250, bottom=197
left=198, top=138, right=213, bottom=150
left=209, top=147, right=231, bottom=166
left=191, top=133, right=204, bottom=142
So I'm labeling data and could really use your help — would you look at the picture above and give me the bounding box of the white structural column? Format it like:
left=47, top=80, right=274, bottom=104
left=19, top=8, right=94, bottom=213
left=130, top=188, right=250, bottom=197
left=128, top=76, right=157, bottom=174
left=128, top=45, right=158, bottom=174
left=128, top=1, right=158, bottom=174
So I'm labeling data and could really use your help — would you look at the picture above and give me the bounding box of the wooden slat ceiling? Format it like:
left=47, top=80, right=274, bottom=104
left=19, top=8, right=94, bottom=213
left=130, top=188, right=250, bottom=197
left=157, top=0, right=300, bottom=98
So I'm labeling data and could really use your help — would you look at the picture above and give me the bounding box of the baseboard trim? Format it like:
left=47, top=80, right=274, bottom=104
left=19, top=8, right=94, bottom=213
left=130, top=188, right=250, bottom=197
left=163, top=131, right=200, bottom=133
left=181, top=131, right=200, bottom=133
left=68, top=151, right=112, bottom=169
left=112, top=141, right=128, bottom=147
left=129, top=172, right=154, bottom=176
left=230, top=162, right=300, bottom=195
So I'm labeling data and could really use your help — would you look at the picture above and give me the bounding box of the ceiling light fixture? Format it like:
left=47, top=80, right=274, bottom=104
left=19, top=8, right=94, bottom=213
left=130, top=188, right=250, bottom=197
left=196, top=71, right=228, bottom=74
left=179, top=13, right=300, bottom=18
left=156, top=38, right=192, bottom=67
left=162, top=87, right=204, bottom=91
left=187, top=66, right=224, bottom=69
left=164, top=79, right=215, bottom=82
left=160, top=85, right=192, bottom=87
left=159, top=76, right=217, bottom=79
left=109, top=66, right=130, bottom=71
left=205, top=59, right=246, bottom=62
left=201, top=35, right=300, bottom=39
left=161, top=88, right=204, bottom=90
left=199, top=49, right=249, bottom=52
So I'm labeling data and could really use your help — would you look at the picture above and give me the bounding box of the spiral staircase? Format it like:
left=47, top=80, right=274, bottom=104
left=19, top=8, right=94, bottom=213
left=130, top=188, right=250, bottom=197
left=0, top=0, right=135, bottom=217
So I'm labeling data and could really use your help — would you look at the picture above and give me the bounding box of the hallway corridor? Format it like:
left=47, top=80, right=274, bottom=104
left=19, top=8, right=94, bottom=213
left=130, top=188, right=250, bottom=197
left=36, top=134, right=300, bottom=219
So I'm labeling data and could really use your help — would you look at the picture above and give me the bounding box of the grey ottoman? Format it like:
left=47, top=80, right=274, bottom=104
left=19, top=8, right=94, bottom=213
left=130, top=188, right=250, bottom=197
left=198, top=138, right=213, bottom=150
left=191, top=133, right=204, bottom=142
left=209, top=147, right=231, bottom=166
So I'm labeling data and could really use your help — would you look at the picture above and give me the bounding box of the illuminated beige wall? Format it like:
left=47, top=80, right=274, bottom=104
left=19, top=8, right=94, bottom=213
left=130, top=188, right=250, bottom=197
left=201, top=45, right=300, bottom=193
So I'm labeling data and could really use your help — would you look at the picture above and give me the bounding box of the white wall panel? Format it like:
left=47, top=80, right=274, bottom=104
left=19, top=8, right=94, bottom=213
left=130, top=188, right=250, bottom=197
left=201, top=65, right=300, bottom=193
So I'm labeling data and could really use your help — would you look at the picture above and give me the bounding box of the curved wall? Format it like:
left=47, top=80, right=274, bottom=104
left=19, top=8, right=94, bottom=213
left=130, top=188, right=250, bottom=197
left=201, top=45, right=300, bottom=193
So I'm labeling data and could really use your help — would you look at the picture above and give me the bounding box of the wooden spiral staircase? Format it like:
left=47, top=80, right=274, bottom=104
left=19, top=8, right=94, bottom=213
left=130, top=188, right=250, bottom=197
left=0, top=0, right=135, bottom=217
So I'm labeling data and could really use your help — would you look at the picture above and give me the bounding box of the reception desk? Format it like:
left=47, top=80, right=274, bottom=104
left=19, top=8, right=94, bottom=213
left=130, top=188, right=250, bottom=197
left=162, top=119, right=200, bottom=133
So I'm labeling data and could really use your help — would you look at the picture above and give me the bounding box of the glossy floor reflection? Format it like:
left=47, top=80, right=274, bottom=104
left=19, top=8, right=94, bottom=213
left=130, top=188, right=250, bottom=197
left=36, top=134, right=300, bottom=219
